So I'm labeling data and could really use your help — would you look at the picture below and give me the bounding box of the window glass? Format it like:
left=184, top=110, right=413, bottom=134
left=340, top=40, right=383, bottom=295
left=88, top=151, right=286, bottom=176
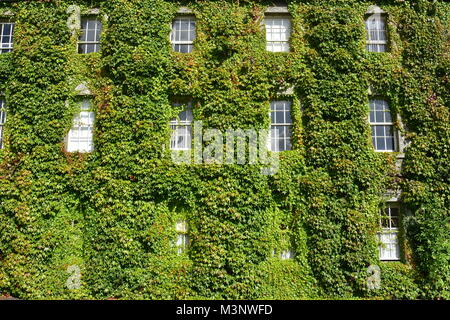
left=171, top=17, right=196, bottom=53
left=265, top=16, right=291, bottom=52
left=67, top=99, right=95, bottom=152
left=379, top=204, right=401, bottom=261
left=369, top=99, right=396, bottom=152
left=78, top=18, right=102, bottom=54
left=366, top=14, right=387, bottom=52
left=170, top=101, right=193, bottom=150
left=270, top=101, right=292, bottom=151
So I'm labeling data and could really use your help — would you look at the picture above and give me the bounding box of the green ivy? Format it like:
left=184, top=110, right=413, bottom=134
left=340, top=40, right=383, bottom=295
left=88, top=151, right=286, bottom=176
left=0, top=0, right=448, bottom=300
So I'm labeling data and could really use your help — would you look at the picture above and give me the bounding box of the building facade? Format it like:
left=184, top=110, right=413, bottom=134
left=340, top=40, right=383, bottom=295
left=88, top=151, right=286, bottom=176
left=0, top=0, right=448, bottom=299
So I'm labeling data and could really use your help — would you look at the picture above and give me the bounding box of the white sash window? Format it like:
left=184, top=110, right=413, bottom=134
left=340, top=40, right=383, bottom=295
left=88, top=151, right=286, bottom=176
left=170, top=102, right=193, bottom=150
left=378, top=204, right=401, bottom=261
left=78, top=17, right=102, bottom=54
left=265, top=16, right=291, bottom=52
left=369, top=99, right=396, bottom=152
left=171, top=16, right=196, bottom=53
left=366, top=14, right=387, bottom=52
left=66, top=99, right=95, bottom=153
left=269, top=101, right=292, bottom=152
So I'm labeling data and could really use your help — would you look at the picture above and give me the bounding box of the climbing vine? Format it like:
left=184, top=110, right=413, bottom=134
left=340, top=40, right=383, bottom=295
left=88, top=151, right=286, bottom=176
left=0, top=0, right=448, bottom=300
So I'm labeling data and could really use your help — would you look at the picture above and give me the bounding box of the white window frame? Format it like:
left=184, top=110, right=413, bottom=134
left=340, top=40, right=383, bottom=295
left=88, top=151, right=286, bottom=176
left=369, top=99, right=397, bottom=152
left=378, top=203, right=401, bottom=261
left=365, top=13, right=388, bottom=53
left=170, top=101, right=193, bottom=151
left=78, top=16, right=102, bottom=54
left=0, top=20, right=14, bottom=54
left=170, top=16, right=196, bottom=53
left=66, top=99, right=95, bottom=153
left=264, top=15, right=291, bottom=53
left=0, top=98, right=6, bottom=149
left=175, top=220, right=189, bottom=255
left=269, top=100, right=293, bottom=152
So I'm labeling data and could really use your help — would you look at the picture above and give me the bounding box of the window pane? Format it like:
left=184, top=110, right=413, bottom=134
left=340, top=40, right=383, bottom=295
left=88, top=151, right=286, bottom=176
left=375, top=125, right=384, bottom=136
left=386, top=125, right=394, bottom=136
left=375, top=111, right=383, bottom=122
left=3, top=24, right=11, bottom=35
left=390, top=207, right=399, bottom=217
left=88, top=44, right=97, bottom=53
left=375, top=101, right=383, bottom=111
left=78, top=18, right=101, bottom=54
left=265, top=17, right=291, bottom=53
left=285, top=138, right=292, bottom=151
left=376, top=137, right=385, bottom=150
left=172, top=17, right=196, bottom=53
left=79, top=30, right=87, bottom=42
left=384, top=111, right=392, bottom=122
left=270, top=101, right=292, bottom=151
left=87, top=29, right=95, bottom=42
left=385, top=136, right=394, bottom=151
left=275, top=111, right=284, bottom=124
left=285, top=110, right=292, bottom=124
left=278, top=126, right=285, bottom=138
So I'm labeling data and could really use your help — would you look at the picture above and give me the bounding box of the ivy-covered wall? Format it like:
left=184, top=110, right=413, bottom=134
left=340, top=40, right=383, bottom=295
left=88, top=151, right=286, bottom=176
left=0, top=0, right=448, bottom=300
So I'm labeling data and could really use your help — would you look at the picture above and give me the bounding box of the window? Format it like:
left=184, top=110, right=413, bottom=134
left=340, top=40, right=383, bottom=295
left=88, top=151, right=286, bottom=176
left=270, top=101, right=292, bottom=152
left=66, top=99, right=95, bottom=153
left=171, top=16, right=196, bottom=53
left=78, top=17, right=102, bottom=54
left=265, top=16, right=291, bottom=52
left=175, top=220, right=189, bottom=255
left=369, top=99, right=396, bottom=152
left=170, top=101, right=193, bottom=150
left=366, top=14, right=387, bottom=52
left=0, top=21, right=14, bottom=53
left=379, top=204, right=401, bottom=261
left=0, top=99, right=6, bottom=149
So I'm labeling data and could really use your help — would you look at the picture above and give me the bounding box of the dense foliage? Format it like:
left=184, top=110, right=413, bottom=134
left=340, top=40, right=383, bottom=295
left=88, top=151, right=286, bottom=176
left=0, top=0, right=448, bottom=299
